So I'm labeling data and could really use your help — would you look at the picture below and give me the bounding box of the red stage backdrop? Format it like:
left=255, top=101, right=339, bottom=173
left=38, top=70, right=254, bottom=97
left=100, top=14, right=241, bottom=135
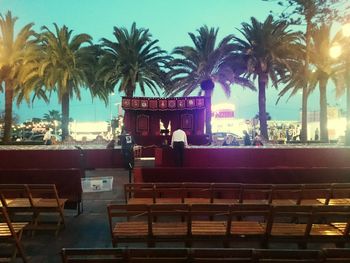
left=122, top=96, right=210, bottom=146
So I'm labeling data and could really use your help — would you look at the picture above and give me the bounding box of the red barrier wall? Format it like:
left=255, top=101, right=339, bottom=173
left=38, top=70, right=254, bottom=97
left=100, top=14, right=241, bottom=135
left=155, top=147, right=350, bottom=168
left=134, top=167, right=350, bottom=184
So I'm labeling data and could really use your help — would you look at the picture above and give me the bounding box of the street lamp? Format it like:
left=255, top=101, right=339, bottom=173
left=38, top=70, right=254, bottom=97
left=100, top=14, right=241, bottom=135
left=330, top=24, right=350, bottom=146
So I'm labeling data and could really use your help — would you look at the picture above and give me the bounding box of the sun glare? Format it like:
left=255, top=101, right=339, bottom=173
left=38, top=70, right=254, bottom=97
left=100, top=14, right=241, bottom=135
left=343, top=23, right=350, bottom=37
left=329, top=44, right=342, bottom=59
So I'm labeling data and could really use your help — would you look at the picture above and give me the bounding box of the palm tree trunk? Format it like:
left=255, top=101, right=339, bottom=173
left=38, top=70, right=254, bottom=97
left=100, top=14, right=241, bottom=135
left=3, top=81, right=13, bottom=143
left=125, top=85, right=134, bottom=97
left=200, top=79, right=214, bottom=138
left=204, top=89, right=213, bottom=137
left=319, top=77, right=329, bottom=142
left=61, top=93, right=70, bottom=141
left=258, top=74, right=268, bottom=140
left=300, top=17, right=312, bottom=143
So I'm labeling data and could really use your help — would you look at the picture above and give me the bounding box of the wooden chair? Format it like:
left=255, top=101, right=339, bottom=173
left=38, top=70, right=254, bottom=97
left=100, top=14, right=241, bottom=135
left=189, top=204, right=230, bottom=247
left=0, top=184, right=33, bottom=214
left=128, top=248, right=189, bottom=263
left=61, top=248, right=127, bottom=263
left=107, top=204, right=149, bottom=247
left=328, top=183, right=350, bottom=205
left=124, top=183, right=155, bottom=205
left=211, top=183, right=241, bottom=204
left=0, top=206, right=28, bottom=263
left=322, top=248, right=350, bottom=262
left=240, top=184, right=272, bottom=204
left=149, top=204, right=189, bottom=247
left=182, top=183, right=212, bottom=204
left=27, top=184, right=67, bottom=235
left=191, top=248, right=253, bottom=262
left=299, top=184, right=332, bottom=205
left=228, top=204, right=270, bottom=246
left=253, top=249, right=321, bottom=263
left=154, top=183, right=183, bottom=204
left=309, top=205, right=350, bottom=247
left=270, top=184, right=302, bottom=205
left=265, top=205, right=313, bottom=248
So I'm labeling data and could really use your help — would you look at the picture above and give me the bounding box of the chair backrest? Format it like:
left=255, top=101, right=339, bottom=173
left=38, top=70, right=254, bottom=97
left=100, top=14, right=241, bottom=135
left=124, top=183, right=155, bottom=203
left=311, top=205, right=350, bottom=236
left=239, top=184, right=272, bottom=203
left=299, top=184, right=332, bottom=205
left=266, top=205, right=313, bottom=236
left=0, top=184, right=30, bottom=208
left=190, top=204, right=230, bottom=220
left=61, top=248, right=126, bottom=263
left=154, top=183, right=183, bottom=201
left=253, top=249, right=321, bottom=263
left=211, top=183, right=242, bottom=202
left=128, top=248, right=189, bottom=263
left=270, top=184, right=302, bottom=203
left=27, top=184, right=60, bottom=206
left=182, top=183, right=212, bottom=199
left=330, top=183, right=350, bottom=199
left=322, top=248, right=350, bottom=262
left=192, top=248, right=253, bottom=262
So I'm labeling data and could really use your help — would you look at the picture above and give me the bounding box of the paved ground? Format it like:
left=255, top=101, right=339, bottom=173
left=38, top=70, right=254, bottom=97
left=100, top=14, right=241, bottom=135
left=7, top=167, right=344, bottom=263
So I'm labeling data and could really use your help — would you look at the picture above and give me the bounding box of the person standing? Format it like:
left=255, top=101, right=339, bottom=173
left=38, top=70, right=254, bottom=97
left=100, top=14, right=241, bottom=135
left=243, top=130, right=251, bottom=146
left=43, top=127, right=52, bottom=145
left=171, top=128, right=188, bottom=167
left=120, top=129, right=135, bottom=169
left=315, top=128, right=319, bottom=141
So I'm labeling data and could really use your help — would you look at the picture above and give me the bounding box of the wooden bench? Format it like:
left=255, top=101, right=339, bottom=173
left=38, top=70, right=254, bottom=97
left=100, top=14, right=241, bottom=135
left=108, top=203, right=350, bottom=248
left=125, top=183, right=350, bottom=207
left=0, top=184, right=67, bottom=235
left=0, top=206, right=28, bottom=263
left=60, top=247, right=350, bottom=263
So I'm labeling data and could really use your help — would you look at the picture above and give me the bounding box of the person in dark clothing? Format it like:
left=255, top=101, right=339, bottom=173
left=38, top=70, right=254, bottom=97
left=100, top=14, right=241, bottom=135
left=119, top=129, right=135, bottom=169
left=171, top=128, right=188, bottom=167
left=243, top=130, right=251, bottom=146
left=106, top=139, right=115, bottom=149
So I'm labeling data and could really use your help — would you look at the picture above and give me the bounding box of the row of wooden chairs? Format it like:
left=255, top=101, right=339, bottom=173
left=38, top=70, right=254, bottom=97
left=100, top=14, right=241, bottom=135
left=0, top=184, right=67, bottom=235
left=61, top=247, right=350, bottom=263
left=124, top=182, right=350, bottom=206
left=108, top=203, right=350, bottom=248
left=0, top=206, right=28, bottom=263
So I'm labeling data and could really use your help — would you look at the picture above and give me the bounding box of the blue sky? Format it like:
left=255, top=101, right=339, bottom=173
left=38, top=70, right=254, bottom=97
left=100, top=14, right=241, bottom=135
left=0, top=0, right=347, bottom=122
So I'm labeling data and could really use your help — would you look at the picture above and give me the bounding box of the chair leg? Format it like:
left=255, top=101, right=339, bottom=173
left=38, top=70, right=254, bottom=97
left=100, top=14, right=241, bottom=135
left=13, top=230, right=28, bottom=263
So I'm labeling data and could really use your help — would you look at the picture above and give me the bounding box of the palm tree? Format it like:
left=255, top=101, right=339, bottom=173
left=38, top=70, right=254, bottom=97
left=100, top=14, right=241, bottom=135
left=0, top=11, right=38, bottom=142
left=98, top=22, right=169, bottom=97
left=308, top=23, right=341, bottom=142
left=37, top=24, right=94, bottom=140
left=43, top=110, right=61, bottom=122
left=233, top=15, right=302, bottom=140
left=166, top=25, right=254, bottom=136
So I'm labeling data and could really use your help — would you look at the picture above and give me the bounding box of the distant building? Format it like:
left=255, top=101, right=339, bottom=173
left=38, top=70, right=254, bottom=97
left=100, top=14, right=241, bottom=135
left=69, top=121, right=109, bottom=141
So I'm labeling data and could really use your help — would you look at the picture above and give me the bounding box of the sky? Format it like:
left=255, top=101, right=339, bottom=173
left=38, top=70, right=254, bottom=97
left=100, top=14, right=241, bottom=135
left=0, top=0, right=347, bottom=122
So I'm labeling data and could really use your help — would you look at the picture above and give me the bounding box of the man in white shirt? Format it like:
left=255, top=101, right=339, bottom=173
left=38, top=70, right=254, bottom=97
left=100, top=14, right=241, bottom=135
left=43, top=127, right=52, bottom=145
left=171, top=128, right=188, bottom=166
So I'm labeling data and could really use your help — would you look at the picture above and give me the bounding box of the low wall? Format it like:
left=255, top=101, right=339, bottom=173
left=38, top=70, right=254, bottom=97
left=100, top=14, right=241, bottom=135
left=155, top=147, right=350, bottom=168
left=134, top=167, right=350, bottom=184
